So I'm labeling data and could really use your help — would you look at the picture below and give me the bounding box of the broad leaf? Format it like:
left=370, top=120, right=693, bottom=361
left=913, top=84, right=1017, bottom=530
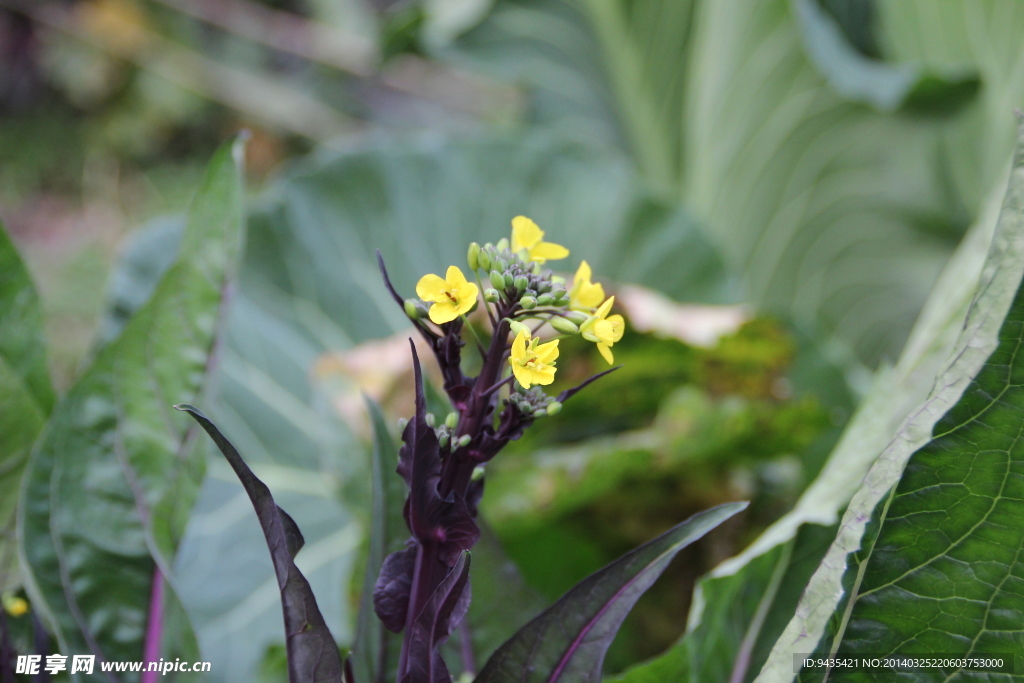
left=758, top=118, right=1024, bottom=682
left=0, top=222, right=55, bottom=592
left=176, top=405, right=344, bottom=683
left=474, top=502, right=746, bottom=682
left=18, top=137, right=246, bottom=676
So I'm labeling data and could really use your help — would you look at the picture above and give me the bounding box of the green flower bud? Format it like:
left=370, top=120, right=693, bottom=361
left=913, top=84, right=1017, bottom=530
left=546, top=401, right=562, bottom=416
left=490, top=270, right=506, bottom=289
left=457, top=434, right=472, bottom=448
left=537, top=281, right=553, bottom=294
left=550, top=286, right=567, bottom=300
left=508, top=320, right=529, bottom=337
left=425, top=413, right=436, bottom=428
left=467, top=242, right=481, bottom=271
left=404, top=299, right=425, bottom=320
left=514, top=275, right=529, bottom=293
left=477, top=248, right=492, bottom=271
left=484, top=288, right=501, bottom=303
left=554, top=297, right=571, bottom=307
left=397, top=417, right=408, bottom=431
left=549, top=317, right=579, bottom=335
left=504, top=272, right=516, bottom=289
left=496, top=237, right=510, bottom=251
left=445, top=412, right=459, bottom=429
left=520, top=296, right=537, bottom=309
left=438, top=432, right=449, bottom=449
left=564, top=310, right=590, bottom=325
left=516, top=248, right=531, bottom=263
left=471, top=466, right=486, bottom=481
left=536, top=294, right=555, bottom=306
left=533, top=408, right=547, bottom=418
left=551, top=275, right=566, bottom=285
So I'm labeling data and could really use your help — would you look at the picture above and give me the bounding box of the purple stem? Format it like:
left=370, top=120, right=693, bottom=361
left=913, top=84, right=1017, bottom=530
left=141, top=566, right=164, bottom=683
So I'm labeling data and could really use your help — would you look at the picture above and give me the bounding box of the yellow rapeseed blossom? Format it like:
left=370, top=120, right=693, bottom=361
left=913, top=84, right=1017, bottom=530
left=580, top=297, right=624, bottom=364
left=416, top=266, right=479, bottom=325
left=568, top=260, right=605, bottom=311
left=511, top=216, right=569, bottom=264
left=2, top=593, right=28, bottom=617
left=509, top=329, right=559, bottom=389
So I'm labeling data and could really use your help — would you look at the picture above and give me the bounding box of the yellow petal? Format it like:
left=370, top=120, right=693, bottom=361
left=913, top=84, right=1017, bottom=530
left=594, top=296, right=615, bottom=320
left=428, top=300, right=460, bottom=325
left=416, top=273, right=450, bottom=303
left=575, top=260, right=592, bottom=284
left=510, top=361, right=532, bottom=389
left=512, top=216, right=544, bottom=251
left=445, top=265, right=470, bottom=288
left=534, top=339, right=560, bottom=364
left=454, top=283, right=479, bottom=317
left=597, top=342, right=614, bottom=364
left=530, top=365, right=557, bottom=385
left=510, top=328, right=529, bottom=362
left=529, top=241, right=569, bottom=263
left=605, top=314, right=625, bottom=343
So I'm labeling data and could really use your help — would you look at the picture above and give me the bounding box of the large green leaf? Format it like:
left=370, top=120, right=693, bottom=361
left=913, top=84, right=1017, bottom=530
left=473, top=503, right=744, bottom=682
left=756, top=118, right=1024, bottom=682
left=609, top=109, right=1013, bottom=683
left=0, top=223, right=55, bottom=592
left=18, top=136, right=246, bottom=677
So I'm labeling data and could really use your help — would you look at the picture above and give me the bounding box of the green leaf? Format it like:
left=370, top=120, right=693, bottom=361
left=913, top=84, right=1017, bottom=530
left=610, top=103, right=1013, bottom=683
left=176, top=405, right=344, bottom=683
left=474, top=502, right=747, bottom=682
left=351, top=398, right=407, bottom=683
left=793, top=0, right=979, bottom=113
left=0, top=222, right=54, bottom=591
left=758, top=118, right=1024, bottom=682
left=17, top=136, right=246, bottom=674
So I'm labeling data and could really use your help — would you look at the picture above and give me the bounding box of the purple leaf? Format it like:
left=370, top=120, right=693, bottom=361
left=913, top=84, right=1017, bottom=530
left=474, top=503, right=747, bottom=683
left=402, top=552, right=472, bottom=683
left=374, top=547, right=418, bottom=634
left=175, top=405, right=343, bottom=683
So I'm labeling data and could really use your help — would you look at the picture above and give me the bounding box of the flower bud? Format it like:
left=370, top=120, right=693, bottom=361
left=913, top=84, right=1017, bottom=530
left=425, top=413, right=436, bottom=428
left=533, top=408, right=547, bottom=418
left=445, top=412, right=459, bottom=429
left=438, top=432, right=449, bottom=449
left=508, top=320, right=529, bottom=337
left=477, top=248, right=492, bottom=271
left=551, top=275, right=566, bottom=285
left=484, top=288, right=501, bottom=303
left=554, top=297, right=571, bottom=307
left=550, top=286, right=567, bottom=300
left=490, top=270, right=506, bottom=289
left=537, top=281, right=553, bottom=294
left=514, top=275, right=529, bottom=293
left=467, top=242, right=481, bottom=271
left=536, top=294, right=555, bottom=306
left=520, top=296, right=537, bottom=309
left=397, top=417, right=408, bottom=431
left=564, top=310, right=590, bottom=325
left=549, top=317, right=579, bottom=335
left=457, top=434, right=472, bottom=448
left=504, top=272, right=516, bottom=289
left=496, top=238, right=510, bottom=251
left=546, top=401, right=562, bottom=416
left=404, top=299, right=426, bottom=320
left=471, top=466, right=486, bottom=481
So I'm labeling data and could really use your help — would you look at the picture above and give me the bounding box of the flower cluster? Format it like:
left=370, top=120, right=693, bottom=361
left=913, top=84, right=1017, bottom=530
left=372, top=216, right=624, bottom=683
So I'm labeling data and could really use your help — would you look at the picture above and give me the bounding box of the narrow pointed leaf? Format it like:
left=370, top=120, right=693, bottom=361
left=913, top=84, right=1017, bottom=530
left=176, top=404, right=343, bottom=683
left=18, top=137, right=246, bottom=675
left=475, top=502, right=746, bottom=683
left=403, top=552, right=472, bottom=683
left=352, top=397, right=408, bottom=683
left=0, top=222, right=54, bottom=592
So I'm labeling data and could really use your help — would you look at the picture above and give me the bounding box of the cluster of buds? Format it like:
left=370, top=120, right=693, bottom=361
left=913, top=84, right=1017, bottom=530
left=373, top=216, right=624, bottom=683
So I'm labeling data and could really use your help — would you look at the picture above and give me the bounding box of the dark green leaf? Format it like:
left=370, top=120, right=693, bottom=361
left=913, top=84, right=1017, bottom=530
left=761, top=117, right=1024, bottom=681
left=18, top=137, right=246, bottom=676
left=175, top=405, right=344, bottom=683
left=0, top=222, right=54, bottom=592
left=475, top=502, right=746, bottom=682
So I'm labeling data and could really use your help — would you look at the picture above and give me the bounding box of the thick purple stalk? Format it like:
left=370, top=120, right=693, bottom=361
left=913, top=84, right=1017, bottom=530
left=141, top=566, right=164, bottom=683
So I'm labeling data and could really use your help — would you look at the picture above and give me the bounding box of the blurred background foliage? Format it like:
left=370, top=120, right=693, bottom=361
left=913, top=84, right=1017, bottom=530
left=2, top=0, right=1024, bottom=680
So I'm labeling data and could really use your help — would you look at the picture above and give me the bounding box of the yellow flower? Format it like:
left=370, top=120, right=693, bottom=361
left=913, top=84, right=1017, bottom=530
left=508, top=329, right=559, bottom=389
left=2, top=593, right=28, bottom=617
left=568, top=260, right=605, bottom=311
left=511, top=216, right=569, bottom=264
left=416, top=266, right=479, bottom=325
left=580, top=296, right=624, bottom=364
